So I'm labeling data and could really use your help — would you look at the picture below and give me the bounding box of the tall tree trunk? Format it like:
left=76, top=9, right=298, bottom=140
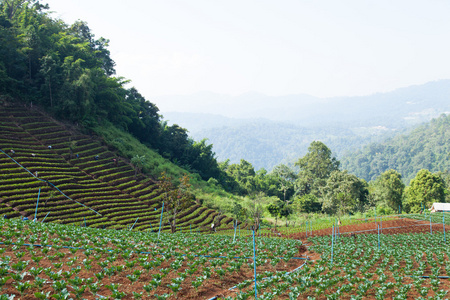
left=49, top=80, right=53, bottom=107
left=171, top=206, right=178, bottom=233
left=29, top=55, right=32, bottom=81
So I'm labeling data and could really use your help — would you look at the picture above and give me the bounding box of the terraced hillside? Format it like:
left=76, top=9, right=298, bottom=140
left=0, top=103, right=232, bottom=231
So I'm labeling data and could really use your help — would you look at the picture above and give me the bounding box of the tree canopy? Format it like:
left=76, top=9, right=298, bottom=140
left=372, top=169, right=405, bottom=211
left=295, top=141, right=340, bottom=197
left=321, top=170, right=368, bottom=217
left=0, top=0, right=227, bottom=184
left=404, top=169, right=446, bottom=213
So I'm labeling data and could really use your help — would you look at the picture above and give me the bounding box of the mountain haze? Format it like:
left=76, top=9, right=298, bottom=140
left=161, top=80, right=450, bottom=170
left=158, top=80, right=450, bottom=127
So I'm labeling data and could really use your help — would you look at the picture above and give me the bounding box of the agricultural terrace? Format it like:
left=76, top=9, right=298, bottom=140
left=0, top=104, right=233, bottom=232
left=1, top=214, right=450, bottom=299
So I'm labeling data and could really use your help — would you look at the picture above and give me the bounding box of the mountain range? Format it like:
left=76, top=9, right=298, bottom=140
left=159, top=80, right=450, bottom=172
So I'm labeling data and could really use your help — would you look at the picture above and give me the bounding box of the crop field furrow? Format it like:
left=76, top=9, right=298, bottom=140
left=98, top=207, right=155, bottom=217
left=25, top=126, right=67, bottom=135
left=0, top=218, right=313, bottom=299
left=20, top=121, right=58, bottom=128
left=1, top=105, right=226, bottom=232
left=89, top=166, right=131, bottom=177
left=0, top=136, right=36, bottom=143
left=115, top=181, right=142, bottom=191
left=131, top=185, right=159, bottom=197
left=90, top=202, right=151, bottom=211
left=66, top=146, right=106, bottom=158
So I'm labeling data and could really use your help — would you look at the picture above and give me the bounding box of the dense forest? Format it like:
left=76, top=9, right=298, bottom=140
left=1, top=1, right=449, bottom=221
left=0, top=0, right=230, bottom=185
left=341, top=114, right=450, bottom=183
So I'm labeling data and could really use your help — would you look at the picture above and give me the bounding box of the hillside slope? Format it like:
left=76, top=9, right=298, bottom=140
left=0, top=102, right=232, bottom=231
left=341, top=114, right=450, bottom=182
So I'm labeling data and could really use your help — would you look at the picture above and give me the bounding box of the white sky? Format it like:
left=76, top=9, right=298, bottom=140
left=44, top=0, right=450, bottom=99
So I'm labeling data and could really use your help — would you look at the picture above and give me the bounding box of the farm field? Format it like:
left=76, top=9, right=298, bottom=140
left=289, top=215, right=450, bottom=238
left=0, top=218, right=305, bottom=300
left=0, top=103, right=233, bottom=232
left=1, top=215, right=450, bottom=299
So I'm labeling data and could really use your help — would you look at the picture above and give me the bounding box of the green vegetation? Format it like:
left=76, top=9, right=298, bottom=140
left=0, top=0, right=449, bottom=228
left=3, top=215, right=450, bottom=299
left=341, top=113, right=450, bottom=183
left=0, top=105, right=234, bottom=231
left=91, top=121, right=187, bottom=180
left=219, top=139, right=449, bottom=220
left=371, top=169, right=405, bottom=214
left=0, top=217, right=303, bottom=299
left=0, top=0, right=226, bottom=187
left=404, top=169, right=446, bottom=213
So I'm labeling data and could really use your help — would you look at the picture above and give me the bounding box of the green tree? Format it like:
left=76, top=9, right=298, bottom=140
left=404, top=169, right=446, bottom=213
left=44, top=190, right=56, bottom=206
left=372, top=169, right=405, bottom=211
left=293, top=194, right=322, bottom=214
left=158, top=172, right=193, bottom=233
left=321, top=170, right=368, bottom=218
left=267, top=203, right=280, bottom=229
left=294, top=141, right=340, bottom=197
left=39, top=53, right=59, bottom=107
left=437, top=171, right=450, bottom=203
left=279, top=202, right=293, bottom=227
left=181, top=138, right=222, bottom=180
left=246, top=192, right=265, bottom=232
left=271, top=164, right=296, bottom=201
left=131, top=155, right=145, bottom=178
left=1, top=0, right=46, bottom=21
left=226, top=159, right=256, bottom=195
left=232, top=201, right=244, bottom=227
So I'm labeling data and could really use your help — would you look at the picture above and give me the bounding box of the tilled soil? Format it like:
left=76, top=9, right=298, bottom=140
left=288, top=217, right=449, bottom=240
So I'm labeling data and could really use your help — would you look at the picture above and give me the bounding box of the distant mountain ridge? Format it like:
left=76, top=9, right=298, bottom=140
left=341, top=113, right=450, bottom=183
left=160, top=80, right=450, bottom=171
left=158, top=80, right=450, bottom=127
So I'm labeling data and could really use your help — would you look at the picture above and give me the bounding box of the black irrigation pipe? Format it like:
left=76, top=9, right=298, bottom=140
left=0, top=241, right=308, bottom=261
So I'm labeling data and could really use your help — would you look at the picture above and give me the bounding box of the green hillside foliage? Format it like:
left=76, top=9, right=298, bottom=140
left=192, top=119, right=394, bottom=171
left=341, top=114, right=450, bottom=183
left=92, top=121, right=191, bottom=181
left=0, top=0, right=227, bottom=186
left=91, top=120, right=245, bottom=208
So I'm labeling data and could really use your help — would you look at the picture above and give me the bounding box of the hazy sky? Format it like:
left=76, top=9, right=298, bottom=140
left=44, top=0, right=450, bottom=99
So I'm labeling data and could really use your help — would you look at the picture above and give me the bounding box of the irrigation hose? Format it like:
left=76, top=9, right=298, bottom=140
left=206, top=260, right=308, bottom=300
left=0, top=148, right=101, bottom=216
